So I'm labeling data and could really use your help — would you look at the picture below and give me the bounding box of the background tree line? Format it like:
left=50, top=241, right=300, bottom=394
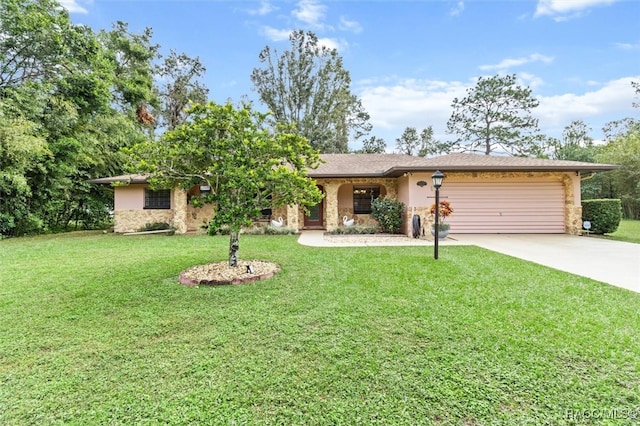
left=1, top=0, right=638, bottom=238
left=0, top=0, right=207, bottom=236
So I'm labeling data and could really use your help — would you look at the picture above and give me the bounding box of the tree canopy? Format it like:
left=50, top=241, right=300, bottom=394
left=552, top=120, right=594, bottom=162
left=251, top=30, right=371, bottom=153
left=596, top=126, right=640, bottom=218
left=446, top=74, right=542, bottom=156
left=395, top=125, right=452, bottom=156
left=356, top=136, right=387, bottom=153
left=0, top=0, right=209, bottom=237
left=157, top=50, right=208, bottom=131
left=129, top=102, right=323, bottom=266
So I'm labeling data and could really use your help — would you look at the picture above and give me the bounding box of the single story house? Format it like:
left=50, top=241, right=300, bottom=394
left=89, top=153, right=617, bottom=236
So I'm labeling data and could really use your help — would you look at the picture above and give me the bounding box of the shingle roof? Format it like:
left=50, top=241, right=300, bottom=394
left=308, top=154, right=425, bottom=177
left=308, top=153, right=618, bottom=177
left=89, top=154, right=618, bottom=184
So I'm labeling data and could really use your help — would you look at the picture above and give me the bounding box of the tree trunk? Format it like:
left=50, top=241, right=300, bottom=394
left=228, top=230, right=240, bottom=267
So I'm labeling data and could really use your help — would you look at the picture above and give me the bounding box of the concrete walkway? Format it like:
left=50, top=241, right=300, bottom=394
left=298, top=231, right=640, bottom=293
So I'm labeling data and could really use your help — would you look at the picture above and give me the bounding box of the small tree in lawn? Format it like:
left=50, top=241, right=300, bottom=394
left=129, top=101, right=323, bottom=266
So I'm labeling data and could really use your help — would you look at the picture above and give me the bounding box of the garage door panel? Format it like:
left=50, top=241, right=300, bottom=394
left=443, top=181, right=565, bottom=233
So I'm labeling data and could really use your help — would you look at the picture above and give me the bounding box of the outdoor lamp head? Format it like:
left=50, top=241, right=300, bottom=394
left=431, top=170, right=444, bottom=189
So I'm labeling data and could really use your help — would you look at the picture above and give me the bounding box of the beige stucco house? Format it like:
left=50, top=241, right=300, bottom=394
left=89, top=153, right=617, bottom=236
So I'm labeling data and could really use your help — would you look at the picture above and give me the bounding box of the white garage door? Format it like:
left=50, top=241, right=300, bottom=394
left=443, top=180, right=565, bottom=233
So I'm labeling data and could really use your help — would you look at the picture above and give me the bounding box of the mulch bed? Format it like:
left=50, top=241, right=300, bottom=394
left=179, top=260, right=280, bottom=286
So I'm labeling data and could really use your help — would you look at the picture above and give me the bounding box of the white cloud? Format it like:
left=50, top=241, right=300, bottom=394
left=358, top=78, right=469, bottom=135
left=317, top=37, right=343, bottom=51
left=534, top=0, right=617, bottom=19
left=614, top=41, right=640, bottom=50
left=356, top=75, right=638, bottom=145
left=518, top=72, right=545, bottom=90
left=293, top=0, right=327, bottom=29
left=247, top=0, right=276, bottom=16
left=450, top=1, right=465, bottom=17
left=479, top=53, right=554, bottom=72
left=260, top=26, right=292, bottom=42
left=339, top=16, right=362, bottom=34
left=59, top=0, right=89, bottom=14
left=259, top=28, right=343, bottom=50
left=535, top=76, right=639, bottom=128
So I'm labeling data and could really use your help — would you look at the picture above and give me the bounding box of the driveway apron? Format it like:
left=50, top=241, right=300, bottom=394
left=450, top=234, right=640, bottom=293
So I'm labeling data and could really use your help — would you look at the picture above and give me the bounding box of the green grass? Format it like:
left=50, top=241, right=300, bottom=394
left=605, top=219, right=640, bottom=244
left=1, top=232, right=639, bottom=425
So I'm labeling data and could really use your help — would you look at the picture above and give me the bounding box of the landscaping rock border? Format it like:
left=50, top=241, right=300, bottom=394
left=179, top=260, right=280, bottom=286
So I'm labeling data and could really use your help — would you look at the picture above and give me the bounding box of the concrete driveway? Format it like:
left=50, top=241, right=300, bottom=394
left=450, top=234, right=640, bottom=293
left=298, top=231, right=640, bottom=293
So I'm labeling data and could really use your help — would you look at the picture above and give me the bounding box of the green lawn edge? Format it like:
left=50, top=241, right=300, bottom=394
left=1, top=233, right=639, bottom=425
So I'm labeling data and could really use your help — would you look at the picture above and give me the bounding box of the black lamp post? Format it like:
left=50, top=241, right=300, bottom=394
left=432, top=170, right=444, bottom=260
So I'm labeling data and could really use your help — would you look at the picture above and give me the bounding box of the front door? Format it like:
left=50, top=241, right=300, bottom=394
left=304, top=186, right=324, bottom=228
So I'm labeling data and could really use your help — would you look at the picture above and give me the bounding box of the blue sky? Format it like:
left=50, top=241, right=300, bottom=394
left=62, top=0, right=639, bottom=150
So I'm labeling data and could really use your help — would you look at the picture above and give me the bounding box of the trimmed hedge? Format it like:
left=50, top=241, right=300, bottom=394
left=328, top=225, right=378, bottom=235
left=371, top=197, right=405, bottom=234
left=139, top=222, right=172, bottom=232
left=582, top=199, right=622, bottom=234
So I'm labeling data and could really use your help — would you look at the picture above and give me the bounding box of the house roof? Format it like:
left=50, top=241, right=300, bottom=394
left=89, top=154, right=618, bottom=184
left=309, top=153, right=618, bottom=178
left=87, top=174, right=150, bottom=185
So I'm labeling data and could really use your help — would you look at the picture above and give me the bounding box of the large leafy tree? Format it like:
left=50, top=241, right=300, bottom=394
left=596, top=126, right=640, bottom=218
left=0, top=0, right=75, bottom=87
left=582, top=82, right=640, bottom=205
left=129, top=102, right=323, bottom=266
left=98, top=21, right=160, bottom=129
left=0, top=110, right=50, bottom=234
left=157, top=50, right=209, bottom=131
left=446, top=74, right=542, bottom=156
left=251, top=30, right=371, bottom=153
left=0, top=0, right=158, bottom=236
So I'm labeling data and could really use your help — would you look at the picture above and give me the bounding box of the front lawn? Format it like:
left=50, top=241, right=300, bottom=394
left=1, top=233, right=639, bottom=424
left=605, top=219, right=640, bottom=244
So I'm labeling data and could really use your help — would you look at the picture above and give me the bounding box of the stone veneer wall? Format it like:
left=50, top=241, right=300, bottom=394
left=309, top=178, right=398, bottom=231
left=187, top=204, right=216, bottom=232
left=286, top=205, right=298, bottom=229
left=114, top=210, right=174, bottom=233
left=117, top=172, right=581, bottom=235
left=271, top=206, right=288, bottom=226
left=172, top=188, right=188, bottom=233
left=403, top=207, right=431, bottom=237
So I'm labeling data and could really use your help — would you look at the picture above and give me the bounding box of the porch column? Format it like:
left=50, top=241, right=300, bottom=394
left=324, top=181, right=340, bottom=231
left=172, top=188, right=188, bottom=234
left=286, top=205, right=299, bottom=230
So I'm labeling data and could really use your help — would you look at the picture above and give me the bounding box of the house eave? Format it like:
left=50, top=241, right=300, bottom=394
left=307, top=165, right=617, bottom=179
left=87, top=174, right=150, bottom=185
left=308, top=172, right=387, bottom=179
